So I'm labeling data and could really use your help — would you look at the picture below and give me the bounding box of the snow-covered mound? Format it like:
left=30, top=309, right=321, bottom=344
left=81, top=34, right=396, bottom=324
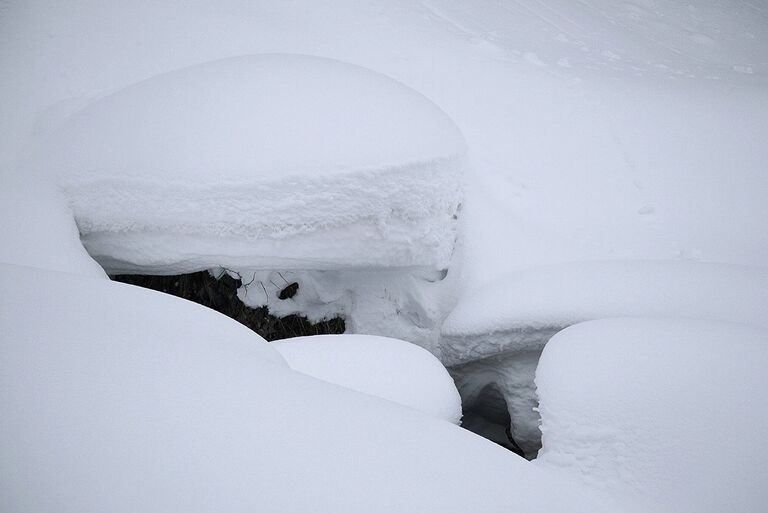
left=535, top=318, right=768, bottom=513
left=442, top=260, right=768, bottom=365
left=442, top=260, right=768, bottom=456
left=273, top=334, right=462, bottom=423
left=1, top=263, right=615, bottom=513
left=37, top=54, right=465, bottom=274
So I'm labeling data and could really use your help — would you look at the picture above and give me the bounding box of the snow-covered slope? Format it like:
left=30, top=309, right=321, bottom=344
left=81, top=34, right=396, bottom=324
left=34, top=54, right=464, bottom=274
left=273, top=334, right=462, bottom=423
left=1, top=263, right=614, bottom=513
left=535, top=318, right=768, bottom=513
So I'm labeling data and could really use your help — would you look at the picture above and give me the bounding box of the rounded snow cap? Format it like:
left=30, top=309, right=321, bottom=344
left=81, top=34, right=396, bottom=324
left=39, top=54, right=466, bottom=273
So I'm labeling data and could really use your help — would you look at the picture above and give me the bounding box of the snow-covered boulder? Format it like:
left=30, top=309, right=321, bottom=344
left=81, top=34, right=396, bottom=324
left=442, top=260, right=768, bottom=456
left=36, top=54, right=465, bottom=275
left=273, top=334, right=462, bottom=423
left=535, top=318, right=768, bottom=513
left=1, top=263, right=614, bottom=513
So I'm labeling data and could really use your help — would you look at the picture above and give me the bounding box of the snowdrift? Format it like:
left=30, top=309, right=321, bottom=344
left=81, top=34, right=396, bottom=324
left=0, top=263, right=612, bottom=513
left=273, top=334, right=462, bottom=423
left=36, top=54, right=465, bottom=274
left=536, top=318, right=768, bottom=513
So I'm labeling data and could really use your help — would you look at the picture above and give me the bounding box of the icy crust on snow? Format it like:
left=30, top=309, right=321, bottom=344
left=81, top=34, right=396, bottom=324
left=440, top=260, right=768, bottom=366
left=1, top=264, right=614, bottom=513
left=38, top=54, right=465, bottom=273
left=272, top=334, right=462, bottom=424
left=535, top=318, right=768, bottom=513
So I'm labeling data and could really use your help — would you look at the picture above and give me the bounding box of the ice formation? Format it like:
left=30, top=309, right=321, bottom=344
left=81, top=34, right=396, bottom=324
left=273, top=334, right=462, bottom=423
left=535, top=318, right=768, bottom=513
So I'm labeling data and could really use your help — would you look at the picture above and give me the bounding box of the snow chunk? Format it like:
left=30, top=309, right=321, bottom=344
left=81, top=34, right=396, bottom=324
left=536, top=318, right=768, bottom=513
left=273, top=334, right=462, bottom=423
left=1, top=263, right=614, bottom=513
left=36, top=54, right=465, bottom=274
left=442, top=260, right=768, bottom=365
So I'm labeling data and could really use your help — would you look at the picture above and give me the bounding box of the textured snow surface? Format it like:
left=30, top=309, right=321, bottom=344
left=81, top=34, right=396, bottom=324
left=0, top=264, right=614, bottom=513
left=273, top=334, right=462, bottom=423
left=441, top=260, right=768, bottom=365
left=36, top=54, right=464, bottom=273
left=535, top=318, right=768, bottom=513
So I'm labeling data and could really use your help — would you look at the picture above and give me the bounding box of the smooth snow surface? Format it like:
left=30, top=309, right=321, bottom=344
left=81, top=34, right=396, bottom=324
left=1, top=264, right=614, bottom=513
left=273, top=334, right=462, bottom=423
left=35, top=54, right=464, bottom=274
left=536, top=318, right=768, bottom=513
left=0, top=171, right=105, bottom=279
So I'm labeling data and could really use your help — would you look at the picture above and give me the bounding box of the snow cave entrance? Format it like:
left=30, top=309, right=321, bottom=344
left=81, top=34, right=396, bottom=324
left=111, top=271, right=345, bottom=341
left=460, top=382, right=527, bottom=458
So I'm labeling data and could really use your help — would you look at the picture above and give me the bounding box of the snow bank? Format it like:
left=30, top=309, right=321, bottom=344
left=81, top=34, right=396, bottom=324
left=0, top=263, right=614, bottom=513
left=442, top=260, right=768, bottom=365
left=273, top=334, right=462, bottom=423
left=36, top=54, right=465, bottom=274
left=535, top=318, right=768, bottom=513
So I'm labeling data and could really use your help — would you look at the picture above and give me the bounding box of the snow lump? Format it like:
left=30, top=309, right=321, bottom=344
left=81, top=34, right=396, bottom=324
left=273, top=334, right=462, bottom=423
left=535, top=318, right=768, bottom=513
left=37, top=54, right=465, bottom=275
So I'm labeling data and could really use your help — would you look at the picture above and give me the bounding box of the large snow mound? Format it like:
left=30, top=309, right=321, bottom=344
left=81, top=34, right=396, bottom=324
left=1, top=263, right=614, bottom=513
left=441, top=260, right=768, bottom=365
left=535, top=318, right=768, bottom=513
left=273, top=334, right=462, bottom=423
left=36, top=54, right=465, bottom=274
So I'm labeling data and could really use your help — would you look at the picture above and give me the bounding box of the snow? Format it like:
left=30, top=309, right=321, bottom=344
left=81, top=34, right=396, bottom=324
left=2, top=1, right=766, bottom=283
left=2, top=2, right=767, bottom=510
left=273, top=334, right=462, bottom=424
left=443, top=259, right=768, bottom=457
left=0, top=263, right=614, bottom=513
left=442, top=260, right=768, bottom=365
left=3, top=0, right=766, bottom=356
left=34, top=54, right=465, bottom=274
left=535, top=318, right=768, bottom=513
left=0, top=170, right=105, bottom=279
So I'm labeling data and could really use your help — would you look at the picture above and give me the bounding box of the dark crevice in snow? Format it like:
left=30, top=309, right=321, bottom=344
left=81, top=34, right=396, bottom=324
left=460, top=383, right=527, bottom=458
left=112, top=271, right=345, bottom=341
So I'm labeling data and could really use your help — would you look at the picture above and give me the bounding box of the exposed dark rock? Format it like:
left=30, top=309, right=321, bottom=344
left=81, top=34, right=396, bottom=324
left=278, top=282, right=299, bottom=300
